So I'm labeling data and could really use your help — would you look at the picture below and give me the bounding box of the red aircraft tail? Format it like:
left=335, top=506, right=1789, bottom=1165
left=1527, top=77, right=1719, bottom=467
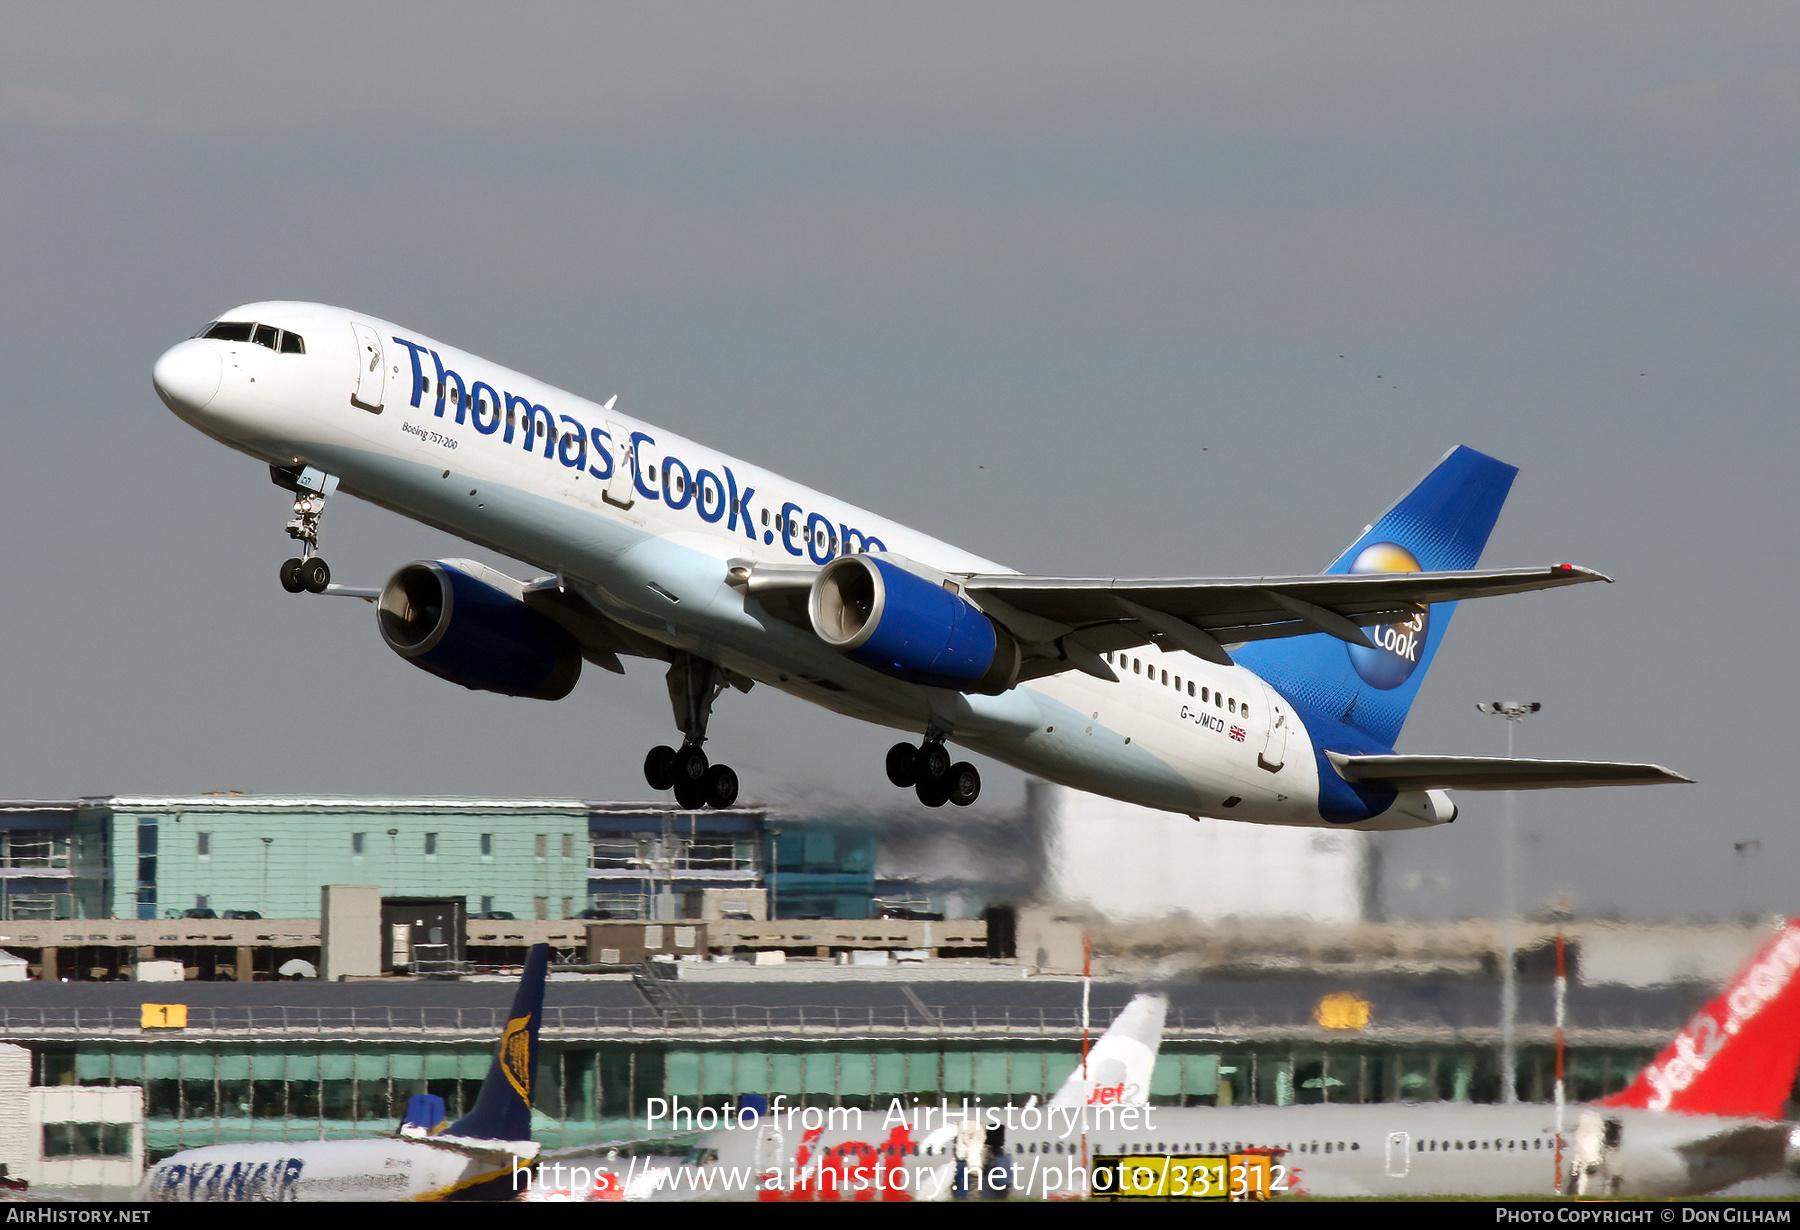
left=1599, top=919, right=1800, bottom=1120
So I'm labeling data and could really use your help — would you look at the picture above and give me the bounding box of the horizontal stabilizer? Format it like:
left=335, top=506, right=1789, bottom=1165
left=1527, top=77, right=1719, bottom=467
left=1327, top=751, right=1692, bottom=790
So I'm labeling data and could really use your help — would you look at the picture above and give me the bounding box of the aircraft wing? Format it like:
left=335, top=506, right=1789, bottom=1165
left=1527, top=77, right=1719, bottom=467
left=964, top=563, right=1606, bottom=677
left=739, top=559, right=1605, bottom=681
left=1327, top=752, right=1693, bottom=790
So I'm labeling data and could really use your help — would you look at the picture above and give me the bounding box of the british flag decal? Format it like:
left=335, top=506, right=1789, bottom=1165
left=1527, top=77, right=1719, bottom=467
left=1229, top=725, right=1246, bottom=742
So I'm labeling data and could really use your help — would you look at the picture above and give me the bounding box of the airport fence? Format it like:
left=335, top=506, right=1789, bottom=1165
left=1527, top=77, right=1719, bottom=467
left=0, top=1002, right=1677, bottom=1045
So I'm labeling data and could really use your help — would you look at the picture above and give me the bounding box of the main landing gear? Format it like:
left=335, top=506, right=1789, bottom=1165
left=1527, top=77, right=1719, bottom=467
left=885, top=737, right=981, bottom=808
left=271, top=465, right=337, bottom=595
left=643, top=654, right=742, bottom=810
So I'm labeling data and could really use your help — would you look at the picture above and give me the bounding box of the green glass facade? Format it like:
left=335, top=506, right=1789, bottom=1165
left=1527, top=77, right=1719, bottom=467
left=105, top=800, right=590, bottom=921
left=35, top=1039, right=1654, bottom=1161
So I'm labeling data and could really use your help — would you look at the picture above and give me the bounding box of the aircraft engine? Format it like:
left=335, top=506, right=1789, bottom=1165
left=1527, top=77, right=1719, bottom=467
left=377, top=561, right=582, bottom=700
left=808, top=555, right=1019, bottom=693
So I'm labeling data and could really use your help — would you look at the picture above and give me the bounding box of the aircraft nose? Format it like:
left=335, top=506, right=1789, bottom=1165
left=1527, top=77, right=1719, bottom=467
left=152, top=340, right=222, bottom=415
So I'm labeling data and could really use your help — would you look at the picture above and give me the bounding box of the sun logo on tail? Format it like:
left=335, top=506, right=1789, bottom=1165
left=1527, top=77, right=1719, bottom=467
left=1345, top=542, right=1429, bottom=690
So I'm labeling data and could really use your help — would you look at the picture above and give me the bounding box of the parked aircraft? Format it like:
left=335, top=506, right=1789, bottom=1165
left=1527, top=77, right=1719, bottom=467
left=651, top=921, right=1800, bottom=1200
left=153, top=305, right=1687, bottom=824
left=636, top=992, right=1169, bottom=1201
left=137, top=945, right=548, bottom=1202
left=1011, top=919, right=1800, bottom=1198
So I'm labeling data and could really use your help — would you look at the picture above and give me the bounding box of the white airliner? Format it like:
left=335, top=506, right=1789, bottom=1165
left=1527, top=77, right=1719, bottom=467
left=152, top=304, right=1687, bottom=822
left=137, top=945, right=549, bottom=1202
left=636, top=992, right=1169, bottom=1202
left=667, top=920, right=1800, bottom=1201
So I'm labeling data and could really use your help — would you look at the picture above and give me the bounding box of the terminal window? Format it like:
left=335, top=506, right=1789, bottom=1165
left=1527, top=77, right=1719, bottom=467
left=42, top=1123, right=130, bottom=1157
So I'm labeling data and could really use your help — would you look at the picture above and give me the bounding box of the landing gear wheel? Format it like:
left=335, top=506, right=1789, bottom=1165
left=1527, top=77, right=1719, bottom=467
left=279, top=558, right=305, bottom=593
left=916, top=742, right=951, bottom=781
left=885, top=742, right=919, bottom=788
left=673, top=774, right=707, bottom=810
left=915, top=773, right=951, bottom=808
left=675, top=744, right=710, bottom=786
left=299, top=557, right=331, bottom=593
left=947, top=762, right=981, bottom=807
left=644, top=745, right=677, bottom=791
left=704, top=764, right=739, bottom=809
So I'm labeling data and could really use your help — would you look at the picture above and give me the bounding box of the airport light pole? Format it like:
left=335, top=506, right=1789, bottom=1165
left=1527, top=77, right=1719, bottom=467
left=1477, top=700, right=1539, bottom=1105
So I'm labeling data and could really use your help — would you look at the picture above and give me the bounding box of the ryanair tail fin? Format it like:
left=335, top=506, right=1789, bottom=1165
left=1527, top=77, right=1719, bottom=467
left=1233, top=445, right=1517, bottom=746
left=444, top=943, right=548, bottom=1143
left=1600, top=920, right=1800, bottom=1120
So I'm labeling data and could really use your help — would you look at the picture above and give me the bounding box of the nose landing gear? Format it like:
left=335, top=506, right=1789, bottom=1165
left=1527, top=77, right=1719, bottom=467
left=885, top=737, right=981, bottom=808
left=271, top=465, right=337, bottom=594
left=643, top=654, right=744, bottom=810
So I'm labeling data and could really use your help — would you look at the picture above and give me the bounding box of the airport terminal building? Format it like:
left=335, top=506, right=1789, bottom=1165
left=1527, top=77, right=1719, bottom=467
left=0, top=793, right=1777, bottom=1170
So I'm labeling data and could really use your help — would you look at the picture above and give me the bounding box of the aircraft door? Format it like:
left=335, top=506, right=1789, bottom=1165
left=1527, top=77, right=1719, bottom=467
left=1257, top=683, right=1290, bottom=772
left=349, top=322, right=386, bottom=412
left=1384, top=1131, right=1409, bottom=1178
left=1572, top=1110, right=1622, bottom=1196
left=753, top=1122, right=786, bottom=1174
left=602, top=419, right=644, bottom=521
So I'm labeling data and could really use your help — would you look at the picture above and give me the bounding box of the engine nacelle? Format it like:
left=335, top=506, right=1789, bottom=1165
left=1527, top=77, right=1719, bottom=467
left=378, top=561, right=582, bottom=700
left=809, top=555, right=1019, bottom=693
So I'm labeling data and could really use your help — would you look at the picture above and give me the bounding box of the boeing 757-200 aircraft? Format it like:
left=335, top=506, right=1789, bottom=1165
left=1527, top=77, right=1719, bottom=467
left=152, top=304, right=1687, bottom=825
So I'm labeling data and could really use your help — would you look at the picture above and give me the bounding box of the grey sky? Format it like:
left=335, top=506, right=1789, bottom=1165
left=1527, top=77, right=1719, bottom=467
left=0, top=3, right=1793, bottom=921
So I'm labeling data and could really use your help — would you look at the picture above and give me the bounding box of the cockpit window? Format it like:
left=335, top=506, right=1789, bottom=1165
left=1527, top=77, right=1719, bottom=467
left=200, top=320, right=305, bottom=353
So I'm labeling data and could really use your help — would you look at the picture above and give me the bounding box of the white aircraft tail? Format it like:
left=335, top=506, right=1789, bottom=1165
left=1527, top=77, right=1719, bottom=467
left=1048, top=993, right=1167, bottom=1109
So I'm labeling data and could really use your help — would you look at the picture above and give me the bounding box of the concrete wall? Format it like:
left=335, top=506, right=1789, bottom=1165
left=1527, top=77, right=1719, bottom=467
left=1578, top=921, right=1777, bottom=987
left=0, top=1047, right=145, bottom=1191
left=1035, top=782, right=1372, bottom=923
left=0, top=1045, right=30, bottom=1182
left=27, top=1086, right=144, bottom=1191
left=319, top=885, right=381, bottom=981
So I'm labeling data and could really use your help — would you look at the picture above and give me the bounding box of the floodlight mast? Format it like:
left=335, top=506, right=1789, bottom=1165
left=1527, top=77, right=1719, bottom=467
left=1476, top=699, right=1540, bottom=1105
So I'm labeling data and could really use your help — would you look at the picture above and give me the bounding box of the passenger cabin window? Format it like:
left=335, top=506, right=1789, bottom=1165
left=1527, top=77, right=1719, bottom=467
left=1187, top=681, right=1195, bottom=697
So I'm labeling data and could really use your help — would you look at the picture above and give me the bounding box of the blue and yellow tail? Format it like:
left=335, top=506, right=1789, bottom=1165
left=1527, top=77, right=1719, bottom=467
left=1234, top=446, right=1518, bottom=748
left=445, top=943, right=547, bottom=1143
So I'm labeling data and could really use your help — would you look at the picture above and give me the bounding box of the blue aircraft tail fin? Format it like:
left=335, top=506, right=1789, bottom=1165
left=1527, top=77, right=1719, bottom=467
left=444, top=943, right=548, bottom=1143
left=1233, top=446, right=1518, bottom=746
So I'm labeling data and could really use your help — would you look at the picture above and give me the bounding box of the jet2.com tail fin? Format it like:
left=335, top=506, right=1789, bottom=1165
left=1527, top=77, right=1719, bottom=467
left=1048, top=993, right=1167, bottom=1109
left=1599, top=919, right=1800, bottom=1120
left=1233, top=445, right=1518, bottom=747
left=444, top=943, right=548, bottom=1143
